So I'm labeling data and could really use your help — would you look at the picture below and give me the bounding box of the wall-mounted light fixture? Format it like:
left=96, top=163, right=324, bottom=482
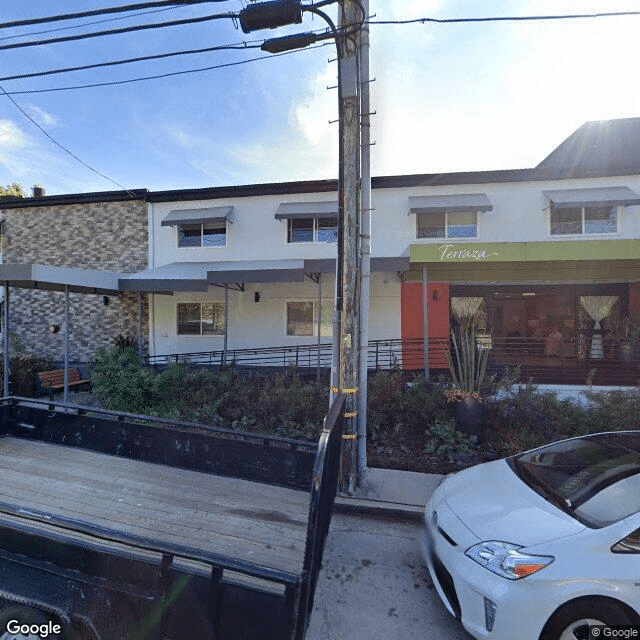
left=254, top=292, right=261, bottom=303
left=102, top=296, right=110, bottom=306
left=48, top=324, right=60, bottom=334
left=432, top=289, right=440, bottom=301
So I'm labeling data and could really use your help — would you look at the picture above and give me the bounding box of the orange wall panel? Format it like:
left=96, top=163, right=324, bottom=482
left=400, top=282, right=450, bottom=369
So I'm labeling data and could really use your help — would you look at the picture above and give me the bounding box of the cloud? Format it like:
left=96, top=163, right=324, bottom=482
left=0, top=119, right=24, bottom=150
left=26, top=105, right=58, bottom=127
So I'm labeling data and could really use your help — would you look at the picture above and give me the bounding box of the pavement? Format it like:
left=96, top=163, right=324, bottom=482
left=307, top=468, right=474, bottom=640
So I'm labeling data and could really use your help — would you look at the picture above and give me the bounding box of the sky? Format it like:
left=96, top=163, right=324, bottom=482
left=1, top=0, right=640, bottom=195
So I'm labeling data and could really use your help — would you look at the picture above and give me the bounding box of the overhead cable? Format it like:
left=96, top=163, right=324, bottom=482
left=0, top=0, right=230, bottom=30
left=1, top=42, right=333, bottom=96
left=0, top=12, right=235, bottom=52
left=0, top=43, right=263, bottom=81
left=0, top=7, right=180, bottom=42
left=369, top=11, right=640, bottom=25
left=0, top=84, right=136, bottom=196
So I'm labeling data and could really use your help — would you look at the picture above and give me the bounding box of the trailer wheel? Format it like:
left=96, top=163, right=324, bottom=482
left=0, top=605, right=66, bottom=640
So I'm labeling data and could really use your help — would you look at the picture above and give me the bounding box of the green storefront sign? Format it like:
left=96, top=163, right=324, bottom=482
left=410, top=239, right=640, bottom=264
left=408, top=239, right=640, bottom=283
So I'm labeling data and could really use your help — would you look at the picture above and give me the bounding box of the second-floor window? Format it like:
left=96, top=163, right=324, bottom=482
left=416, top=211, right=477, bottom=238
left=550, top=206, right=617, bottom=236
left=178, top=222, right=227, bottom=247
left=287, top=217, right=338, bottom=243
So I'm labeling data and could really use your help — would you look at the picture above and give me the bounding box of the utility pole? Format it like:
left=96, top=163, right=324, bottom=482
left=337, top=0, right=361, bottom=494
left=357, top=0, right=371, bottom=486
left=238, top=0, right=363, bottom=493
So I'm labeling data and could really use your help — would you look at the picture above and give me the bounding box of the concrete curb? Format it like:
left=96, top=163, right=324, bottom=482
left=334, top=495, right=425, bottom=521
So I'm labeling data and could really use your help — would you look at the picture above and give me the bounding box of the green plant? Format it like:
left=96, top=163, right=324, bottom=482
left=445, top=315, right=491, bottom=401
left=0, top=353, right=54, bottom=396
left=425, top=418, right=475, bottom=461
left=113, top=334, right=138, bottom=350
left=606, top=316, right=640, bottom=343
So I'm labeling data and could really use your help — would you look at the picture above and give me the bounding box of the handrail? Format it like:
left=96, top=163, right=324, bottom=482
left=297, top=394, right=345, bottom=640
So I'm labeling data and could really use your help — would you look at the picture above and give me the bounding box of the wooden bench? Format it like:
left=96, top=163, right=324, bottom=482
left=35, top=368, right=91, bottom=398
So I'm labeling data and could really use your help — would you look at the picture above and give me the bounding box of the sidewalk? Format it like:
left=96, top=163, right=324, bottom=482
left=335, top=467, right=443, bottom=520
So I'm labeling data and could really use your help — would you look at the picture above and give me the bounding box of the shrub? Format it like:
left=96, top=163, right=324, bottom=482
left=425, top=418, right=475, bottom=461
left=91, top=346, right=157, bottom=414
left=0, top=354, right=55, bottom=396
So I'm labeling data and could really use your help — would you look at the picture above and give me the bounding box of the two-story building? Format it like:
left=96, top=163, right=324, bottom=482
left=2, top=117, right=640, bottom=385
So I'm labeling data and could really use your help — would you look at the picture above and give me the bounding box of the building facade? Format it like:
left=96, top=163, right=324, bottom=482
left=2, top=117, right=640, bottom=385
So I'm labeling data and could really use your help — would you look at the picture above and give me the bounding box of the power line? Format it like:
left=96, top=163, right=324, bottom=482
left=0, top=0, right=231, bottom=30
left=1, top=42, right=333, bottom=96
left=0, top=12, right=235, bottom=52
left=0, top=6, right=180, bottom=42
left=0, top=43, right=262, bottom=82
left=0, top=84, right=136, bottom=196
left=369, top=11, right=640, bottom=26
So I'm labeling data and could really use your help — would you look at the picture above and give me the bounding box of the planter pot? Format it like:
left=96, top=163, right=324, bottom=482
left=451, top=397, right=485, bottom=441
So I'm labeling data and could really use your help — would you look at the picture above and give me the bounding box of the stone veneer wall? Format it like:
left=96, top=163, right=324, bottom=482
left=1, top=199, right=149, bottom=363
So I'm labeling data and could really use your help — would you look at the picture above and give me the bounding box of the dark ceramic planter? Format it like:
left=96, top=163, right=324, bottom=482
left=451, top=396, right=485, bottom=441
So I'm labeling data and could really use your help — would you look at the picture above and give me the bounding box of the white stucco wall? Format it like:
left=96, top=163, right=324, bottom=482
left=147, top=173, right=640, bottom=357
left=149, top=273, right=402, bottom=357
left=371, top=175, right=640, bottom=255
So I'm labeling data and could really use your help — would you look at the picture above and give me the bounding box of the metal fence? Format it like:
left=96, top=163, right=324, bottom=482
left=144, top=335, right=640, bottom=386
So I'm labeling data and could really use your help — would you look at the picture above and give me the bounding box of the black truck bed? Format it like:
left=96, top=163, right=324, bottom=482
left=0, top=397, right=344, bottom=640
left=0, top=436, right=309, bottom=576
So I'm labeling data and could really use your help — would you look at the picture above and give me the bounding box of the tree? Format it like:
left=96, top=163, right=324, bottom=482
left=0, top=183, right=25, bottom=198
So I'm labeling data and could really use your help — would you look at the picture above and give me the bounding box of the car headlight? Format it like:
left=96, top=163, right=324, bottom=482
left=465, top=541, right=554, bottom=580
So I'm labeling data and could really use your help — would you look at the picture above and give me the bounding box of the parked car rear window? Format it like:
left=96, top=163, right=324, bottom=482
left=508, top=432, right=640, bottom=528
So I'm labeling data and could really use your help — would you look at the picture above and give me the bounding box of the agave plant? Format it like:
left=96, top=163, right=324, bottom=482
left=445, top=315, right=491, bottom=402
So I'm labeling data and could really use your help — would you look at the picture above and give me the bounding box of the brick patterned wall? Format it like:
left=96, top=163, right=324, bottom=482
left=1, top=199, right=149, bottom=362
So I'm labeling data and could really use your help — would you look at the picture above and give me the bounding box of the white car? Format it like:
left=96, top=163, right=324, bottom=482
left=424, top=430, right=640, bottom=640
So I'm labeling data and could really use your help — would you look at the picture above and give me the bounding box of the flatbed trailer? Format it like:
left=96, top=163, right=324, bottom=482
left=0, top=395, right=345, bottom=640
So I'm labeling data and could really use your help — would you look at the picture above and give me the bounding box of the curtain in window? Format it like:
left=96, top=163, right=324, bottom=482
left=580, top=296, right=618, bottom=359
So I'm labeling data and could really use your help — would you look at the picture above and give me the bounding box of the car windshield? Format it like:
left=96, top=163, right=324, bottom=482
left=508, top=432, right=640, bottom=528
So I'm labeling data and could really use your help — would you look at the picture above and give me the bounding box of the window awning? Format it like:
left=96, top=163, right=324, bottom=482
left=543, top=186, right=640, bottom=209
left=408, top=193, right=493, bottom=215
left=161, top=206, right=233, bottom=227
left=274, top=201, right=338, bottom=220
left=0, top=263, right=122, bottom=294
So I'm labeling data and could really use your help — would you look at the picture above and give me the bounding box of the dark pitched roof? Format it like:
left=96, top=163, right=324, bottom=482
left=537, top=117, right=640, bottom=173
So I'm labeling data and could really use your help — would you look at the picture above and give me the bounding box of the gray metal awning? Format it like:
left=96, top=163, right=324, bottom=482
left=543, top=186, right=640, bottom=209
left=274, top=201, right=338, bottom=220
left=408, top=193, right=493, bottom=214
left=160, top=206, right=233, bottom=227
left=303, top=257, right=410, bottom=273
left=0, top=263, right=122, bottom=294
left=119, top=260, right=308, bottom=292
left=119, top=256, right=411, bottom=293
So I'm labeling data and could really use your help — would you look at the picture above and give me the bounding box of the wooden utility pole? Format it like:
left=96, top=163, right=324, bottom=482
left=337, top=0, right=361, bottom=494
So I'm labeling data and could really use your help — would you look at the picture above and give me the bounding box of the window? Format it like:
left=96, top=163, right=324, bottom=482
left=287, top=217, right=337, bottom=243
left=416, top=211, right=477, bottom=238
left=177, top=302, right=225, bottom=335
left=286, top=301, right=333, bottom=336
left=178, top=221, right=226, bottom=247
left=550, top=206, right=617, bottom=236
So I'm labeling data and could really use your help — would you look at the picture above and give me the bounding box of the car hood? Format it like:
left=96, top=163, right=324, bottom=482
left=443, top=459, right=586, bottom=546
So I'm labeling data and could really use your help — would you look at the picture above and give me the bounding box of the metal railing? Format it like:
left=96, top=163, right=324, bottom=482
left=143, top=335, right=640, bottom=386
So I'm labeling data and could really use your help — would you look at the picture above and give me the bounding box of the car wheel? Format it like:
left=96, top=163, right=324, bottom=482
left=0, top=605, right=65, bottom=640
left=540, top=598, right=636, bottom=640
